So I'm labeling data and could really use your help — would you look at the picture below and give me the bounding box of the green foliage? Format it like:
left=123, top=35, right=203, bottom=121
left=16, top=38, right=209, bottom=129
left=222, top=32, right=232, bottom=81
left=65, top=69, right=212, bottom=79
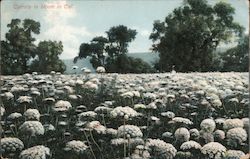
left=1, top=19, right=66, bottom=75
left=106, top=25, right=137, bottom=56
left=77, top=36, right=108, bottom=68
left=106, top=54, right=154, bottom=73
left=75, top=25, right=152, bottom=73
left=150, top=0, right=244, bottom=72
left=1, top=19, right=40, bottom=75
left=220, top=35, right=249, bottom=72
left=30, top=41, right=66, bottom=74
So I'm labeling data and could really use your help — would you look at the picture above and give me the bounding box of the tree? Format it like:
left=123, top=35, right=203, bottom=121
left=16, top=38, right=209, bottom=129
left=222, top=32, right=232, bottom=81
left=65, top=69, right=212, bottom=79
left=1, top=19, right=40, bottom=74
left=105, top=25, right=137, bottom=73
left=1, top=40, right=23, bottom=75
left=75, top=36, right=108, bottom=69
left=30, top=40, right=66, bottom=74
left=105, top=54, right=154, bottom=73
left=150, top=0, right=244, bottom=72
left=220, top=35, right=248, bottom=72
left=106, top=25, right=137, bottom=56
left=74, top=25, right=151, bottom=73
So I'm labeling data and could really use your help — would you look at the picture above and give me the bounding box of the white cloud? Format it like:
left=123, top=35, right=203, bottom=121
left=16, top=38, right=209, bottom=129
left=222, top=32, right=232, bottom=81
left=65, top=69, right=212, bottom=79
left=140, top=30, right=151, bottom=37
left=131, top=26, right=151, bottom=37
left=43, top=1, right=76, bottom=24
left=41, top=0, right=102, bottom=59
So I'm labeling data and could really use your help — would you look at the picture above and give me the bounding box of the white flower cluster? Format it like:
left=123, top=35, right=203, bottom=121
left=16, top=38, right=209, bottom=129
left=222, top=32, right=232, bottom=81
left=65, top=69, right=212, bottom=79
left=1, top=137, right=24, bottom=154
left=223, top=119, right=243, bottom=130
left=43, top=97, right=55, bottom=103
left=24, top=109, right=40, bottom=121
left=213, top=129, right=225, bottom=140
left=208, top=93, right=222, bottom=108
left=201, top=142, right=226, bottom=159
left=86, top=121, right=106, bottom=134
left=134, top=103, right=146, bottom=110
left=174, top=127, right=190, bottom=142
left=106, top=128, right=118, bottom=137
left=96, top=66, right=106, bottom=73
left=110, top=106, right=139, bottom=119
left=52, top=100, right=72, bottom=112
left=75, top=79, right=84, bottom=85
left=17, top=96, right=32, bottom=104
left=83, top=68, right=91, bottom=74
left=226, top=127, right=247, bottom=145
left=19, top=145, right=50, bottom=159
left=224, top=150, right=245, bottom=159
left=94, top=106, right=113, bottom=114
left=19, top=121, right=44, bottom=136
left=117, top=125, right=143, bottom=138
left=1, top=106, right=5, bottom=117
left=44, top=124, right=56, bottom=132
left=83, top=81, right=98, bottom=90
left=143, top=92, right=157, bottom=100
left=241, top=118, right=249, bottom=130
left=129, top=137, right=145, bottom=148
left=200, top=118, right=216, bottom=133
left=161, top=111, right=175, bottom=119
left=31, top=90, right=40, bottom=96
left=111, top=138, right=128, bottom=146
left=146, top=139, right=177, bottom=159
left=228, top=97, right=239, bottom=104
left=121, top=91, right=140, bottom=98
left=171, top=117, right=193, bottom=125
left=63, top=85, right=74, bottom=94
left=180, top=140, right=201, bottom=151
left=215, top=118, right=225, bottom=126
left=132, top=148, right=150, bottom=159
left=189, top=129, right=200, bottom=139
left=7, top=112, right=22, bottom=120
left=10, top=85, right=26, bottom=93
left=3, top=92, right=14, bottom=100
left=78, top=111, right=97, bottom=120
left=64, top=140, right=88, bottom=155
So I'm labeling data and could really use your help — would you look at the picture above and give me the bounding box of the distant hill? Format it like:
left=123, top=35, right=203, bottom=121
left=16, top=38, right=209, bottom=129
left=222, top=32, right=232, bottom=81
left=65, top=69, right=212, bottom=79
left=62, top=52, right=159, bottom=74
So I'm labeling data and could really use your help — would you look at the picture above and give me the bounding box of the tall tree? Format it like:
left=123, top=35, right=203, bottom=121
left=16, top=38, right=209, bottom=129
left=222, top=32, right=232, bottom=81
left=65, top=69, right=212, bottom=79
left=30, top=40, right=66, bottom=74
left=105, top=25, right=137, bottom=72
left=106, top=25, right=137, bottom=57
left=2, top=19, right=40, bottom=74
left=74, top=25, right=151, bottom=73
left=75, top=36, right=108, bottom=68
left=150, top=0, right=244, bottom=72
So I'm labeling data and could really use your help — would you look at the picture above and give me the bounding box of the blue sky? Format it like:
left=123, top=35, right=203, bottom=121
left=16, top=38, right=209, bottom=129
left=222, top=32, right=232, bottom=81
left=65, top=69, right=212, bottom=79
left=1, top=0, right=249, bottom=59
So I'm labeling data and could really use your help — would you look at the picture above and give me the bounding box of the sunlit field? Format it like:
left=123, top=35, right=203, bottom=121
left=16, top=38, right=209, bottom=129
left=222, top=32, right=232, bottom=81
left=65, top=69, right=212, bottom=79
left=1, top=72, right=248, bottom=159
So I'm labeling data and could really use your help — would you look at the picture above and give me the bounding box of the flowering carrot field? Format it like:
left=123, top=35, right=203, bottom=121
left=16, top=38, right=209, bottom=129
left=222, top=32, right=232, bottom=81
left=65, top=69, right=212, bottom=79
left=0, top=72, right=249, bottom=159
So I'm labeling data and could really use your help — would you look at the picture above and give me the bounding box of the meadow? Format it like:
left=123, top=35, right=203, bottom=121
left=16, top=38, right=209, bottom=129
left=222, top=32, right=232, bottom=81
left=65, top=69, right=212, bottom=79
left=0, top=71, right=249, bottom=159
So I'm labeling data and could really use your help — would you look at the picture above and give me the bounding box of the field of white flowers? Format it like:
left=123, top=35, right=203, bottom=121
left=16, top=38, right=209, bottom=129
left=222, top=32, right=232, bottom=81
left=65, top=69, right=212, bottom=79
left=0, top=71, right=249, bottom=159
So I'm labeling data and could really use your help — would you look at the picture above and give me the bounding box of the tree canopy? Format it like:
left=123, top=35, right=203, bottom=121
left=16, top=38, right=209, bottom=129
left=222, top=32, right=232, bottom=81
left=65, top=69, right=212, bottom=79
left=2, top=19, right=40, bottom=74
left=1, top=18, right=66, bottom=75
left=75, top=25, right=153, bottom=73
left=220, top=35, right=249, bottom=72
left=150, top=0, right=244, bottom=72
left=30, top=40, right=66, bottom=74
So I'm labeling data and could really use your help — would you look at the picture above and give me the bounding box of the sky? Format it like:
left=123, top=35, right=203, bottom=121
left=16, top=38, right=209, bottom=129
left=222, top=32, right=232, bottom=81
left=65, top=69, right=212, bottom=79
left=1, top=0, right=249, bottom=59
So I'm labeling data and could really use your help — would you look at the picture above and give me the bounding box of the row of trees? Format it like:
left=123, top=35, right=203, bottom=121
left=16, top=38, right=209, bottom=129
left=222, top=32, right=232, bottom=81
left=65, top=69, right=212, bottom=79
left=74, top=25, right=154, bottom=73
left=1, top=19, right=65, bottom=75
left=74, top=0, right=248, bottom=73
left=1, top=0, right=248, bottom=75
